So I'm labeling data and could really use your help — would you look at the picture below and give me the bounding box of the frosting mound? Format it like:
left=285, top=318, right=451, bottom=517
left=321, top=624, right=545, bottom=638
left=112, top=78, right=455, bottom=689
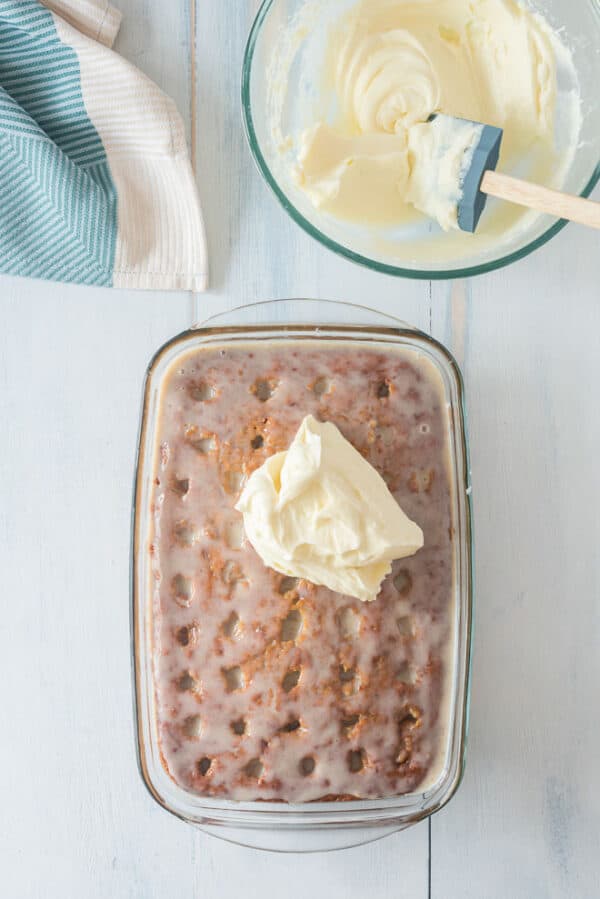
left=236, top=415, right=423, bottom=602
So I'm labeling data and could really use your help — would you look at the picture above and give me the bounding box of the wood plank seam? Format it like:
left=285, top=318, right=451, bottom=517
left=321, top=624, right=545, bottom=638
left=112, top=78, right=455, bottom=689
left=190, top=0, right=200, bottom=324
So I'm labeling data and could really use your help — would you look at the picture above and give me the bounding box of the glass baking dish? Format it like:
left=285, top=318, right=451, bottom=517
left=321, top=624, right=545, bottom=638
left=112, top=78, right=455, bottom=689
left=132, top=299, right=473, bottom=852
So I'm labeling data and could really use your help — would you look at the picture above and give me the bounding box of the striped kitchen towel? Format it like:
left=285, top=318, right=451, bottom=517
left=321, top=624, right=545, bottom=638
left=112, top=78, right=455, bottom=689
left=0, top=0, right=207, bottom=290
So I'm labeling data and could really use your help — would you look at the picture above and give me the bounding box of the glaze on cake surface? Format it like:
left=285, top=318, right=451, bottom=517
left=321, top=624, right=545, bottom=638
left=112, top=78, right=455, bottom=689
left=149, top=340, right=455, bottom=801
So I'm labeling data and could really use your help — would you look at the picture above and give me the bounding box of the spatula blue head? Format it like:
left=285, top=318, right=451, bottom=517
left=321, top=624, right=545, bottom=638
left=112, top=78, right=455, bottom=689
left=421, top=115, right=598, bottom=233
left=457, top=121, right=504, bottom=232
left=425, top=114, right=504, bottom=232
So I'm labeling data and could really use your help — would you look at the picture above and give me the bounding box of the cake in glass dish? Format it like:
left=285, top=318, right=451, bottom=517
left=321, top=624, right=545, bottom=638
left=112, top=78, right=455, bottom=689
left=146, top=338, right=456, bottom=802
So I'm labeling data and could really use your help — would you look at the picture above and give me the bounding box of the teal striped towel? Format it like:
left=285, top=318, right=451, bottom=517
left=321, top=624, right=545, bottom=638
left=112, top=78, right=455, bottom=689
left=0, top=0, right=207, bottom=290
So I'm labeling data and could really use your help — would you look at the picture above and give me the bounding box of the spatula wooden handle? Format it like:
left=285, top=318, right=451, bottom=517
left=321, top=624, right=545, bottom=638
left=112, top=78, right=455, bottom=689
left=481, top=170, right=600, bottom=230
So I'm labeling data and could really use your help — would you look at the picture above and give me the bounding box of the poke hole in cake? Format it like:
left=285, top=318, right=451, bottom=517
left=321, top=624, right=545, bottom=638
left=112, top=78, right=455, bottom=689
left=149, top=340, right=455, bottom=802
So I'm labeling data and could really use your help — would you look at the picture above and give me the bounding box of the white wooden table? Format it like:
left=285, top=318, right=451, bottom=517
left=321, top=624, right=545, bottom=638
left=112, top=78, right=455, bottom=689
left=1, top=2, right=599, bottom=896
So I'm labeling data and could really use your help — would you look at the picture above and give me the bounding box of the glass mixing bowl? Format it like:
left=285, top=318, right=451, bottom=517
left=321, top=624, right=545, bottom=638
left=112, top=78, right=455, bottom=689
left=242, top=0, right=600, bottom=279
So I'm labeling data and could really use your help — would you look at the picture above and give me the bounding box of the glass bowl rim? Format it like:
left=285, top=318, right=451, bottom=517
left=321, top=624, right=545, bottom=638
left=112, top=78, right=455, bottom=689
left=241, top=0, right=600, bottom=281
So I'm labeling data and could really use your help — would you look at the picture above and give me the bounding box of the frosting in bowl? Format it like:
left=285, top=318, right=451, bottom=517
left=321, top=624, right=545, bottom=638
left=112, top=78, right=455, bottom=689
left=296, top=115, right=484, bottom=231
left=276, top=0, right=581, bottom=241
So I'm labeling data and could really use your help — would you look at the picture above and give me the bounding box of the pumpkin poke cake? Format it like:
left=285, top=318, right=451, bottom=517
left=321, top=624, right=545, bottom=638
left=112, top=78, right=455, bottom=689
left=147, top=338, right=456, bottom=802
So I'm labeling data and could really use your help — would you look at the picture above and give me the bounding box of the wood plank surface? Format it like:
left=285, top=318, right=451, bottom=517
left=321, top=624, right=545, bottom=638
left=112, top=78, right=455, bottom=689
left=430, top=214, right=600, bottom=899
left=193, top=1, right=430, bottom=893
left=0, top=0, right=598, bottom=896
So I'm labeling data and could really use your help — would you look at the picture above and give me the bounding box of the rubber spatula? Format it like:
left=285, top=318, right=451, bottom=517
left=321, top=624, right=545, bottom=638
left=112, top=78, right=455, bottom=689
left=436, top=114, right=600, bottom=232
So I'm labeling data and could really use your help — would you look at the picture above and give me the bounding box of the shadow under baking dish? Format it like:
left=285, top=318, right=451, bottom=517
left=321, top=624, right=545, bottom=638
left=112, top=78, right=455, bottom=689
left=131, top=300, right=473, bottom=852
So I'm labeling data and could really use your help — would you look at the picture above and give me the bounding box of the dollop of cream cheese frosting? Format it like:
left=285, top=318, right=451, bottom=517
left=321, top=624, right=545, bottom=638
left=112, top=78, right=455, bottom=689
left=235, top=415, right=424, bottom=603
left=292, top=0, right=573, bottom=231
